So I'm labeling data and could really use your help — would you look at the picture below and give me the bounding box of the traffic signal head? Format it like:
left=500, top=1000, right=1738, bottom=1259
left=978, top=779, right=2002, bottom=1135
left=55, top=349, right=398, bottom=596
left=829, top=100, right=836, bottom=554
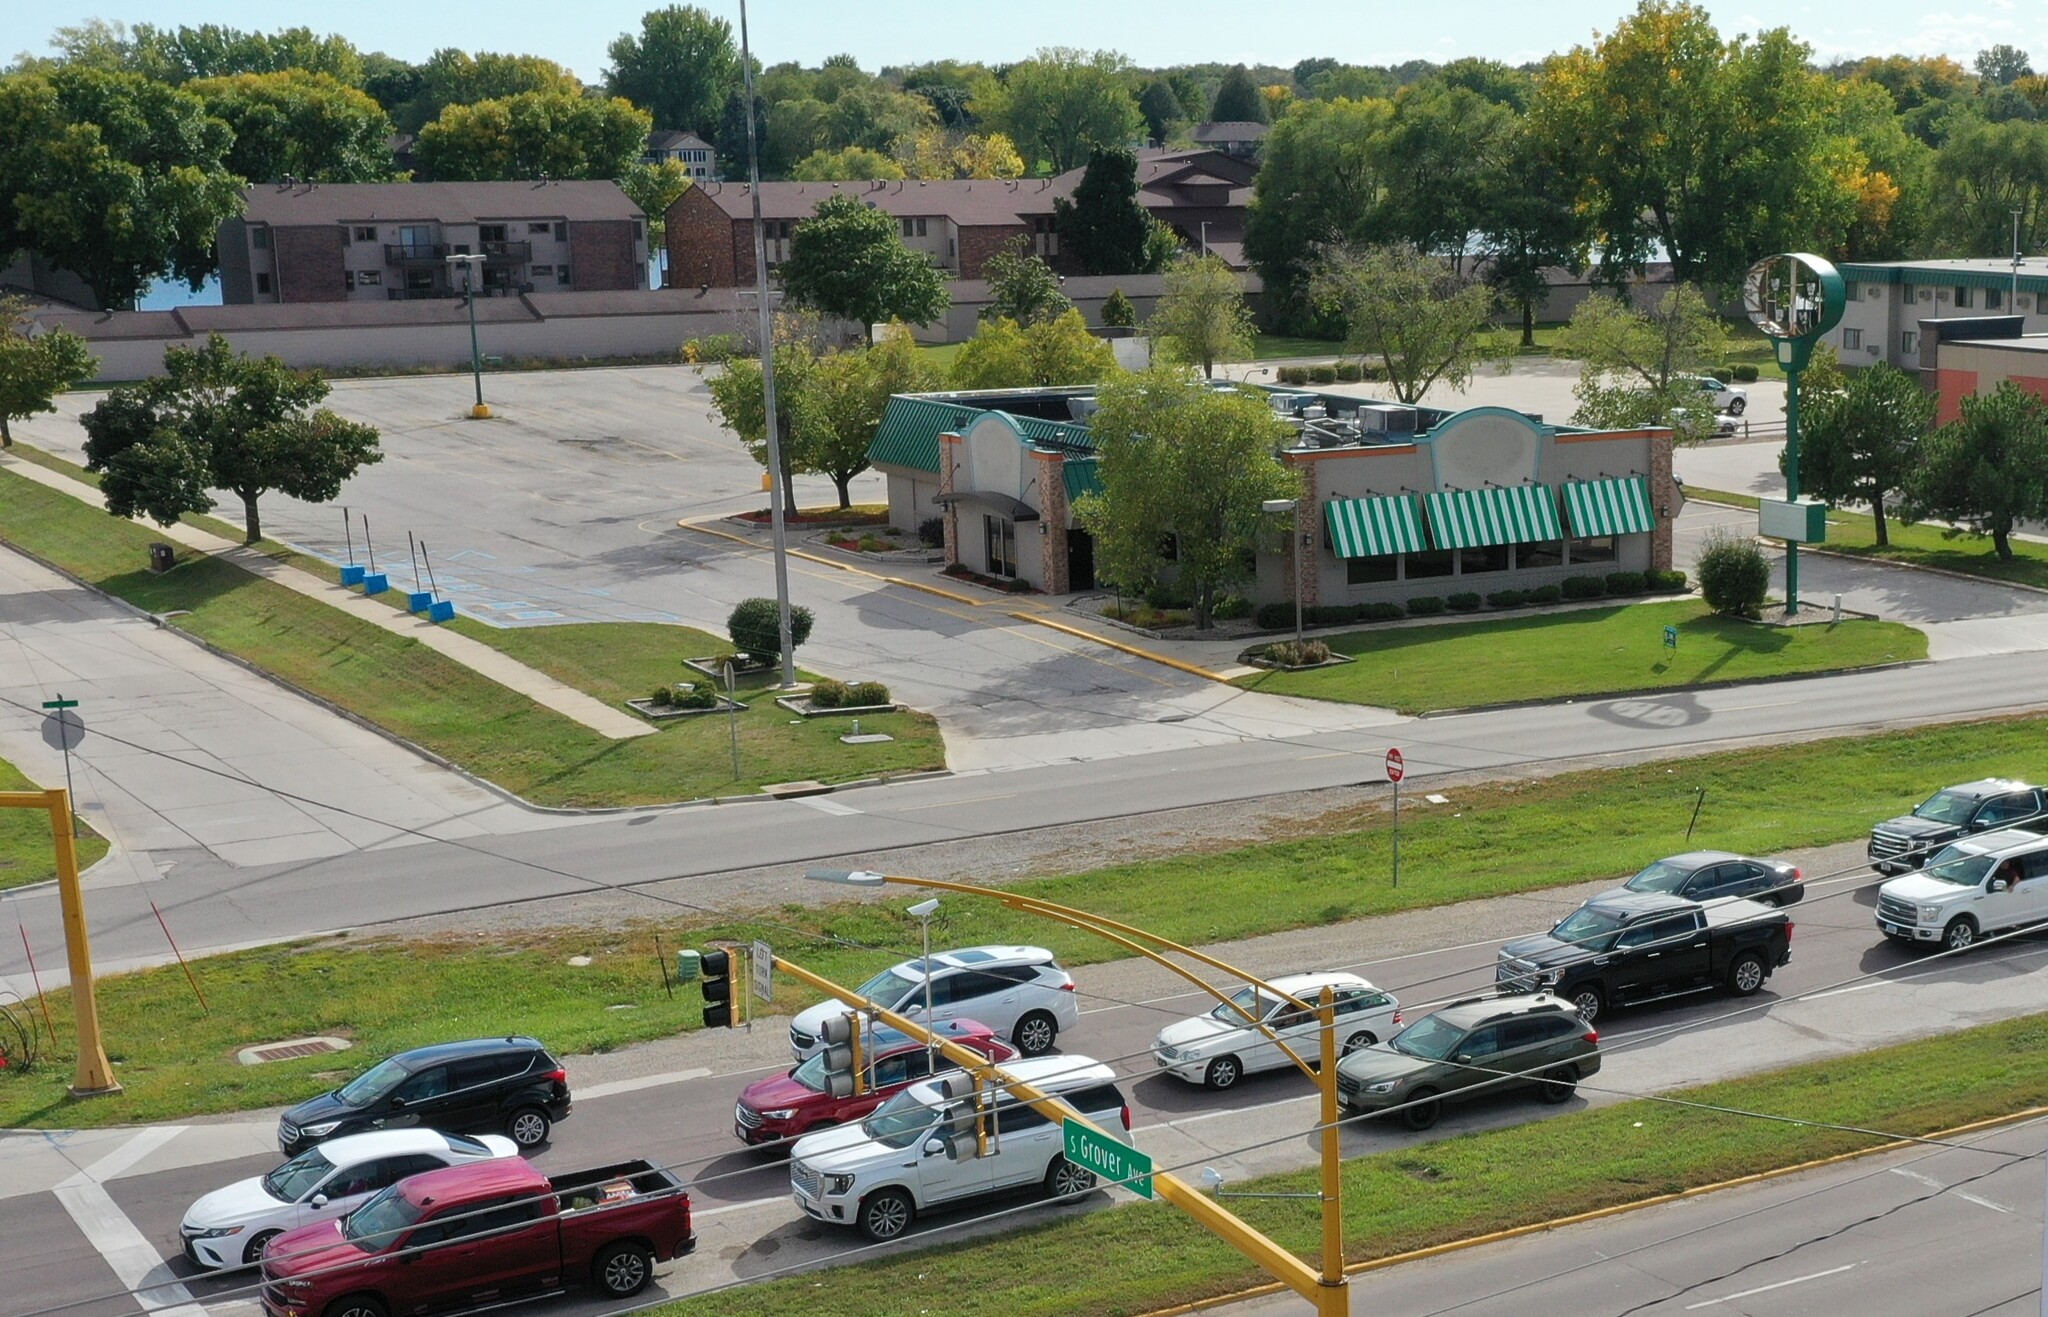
left=935, top=1071, right=980, bottom=1158
left=699, top=948, right=734, bottom=1029
left=818, top=1013, right=861, bottom=1099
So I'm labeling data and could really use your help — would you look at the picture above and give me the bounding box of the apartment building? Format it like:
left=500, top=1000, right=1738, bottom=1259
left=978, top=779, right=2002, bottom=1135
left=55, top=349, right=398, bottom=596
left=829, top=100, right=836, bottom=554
left=219, top=181, right=648, bottom=305
left=1826, top=258, right=2048, bottom=370
left=644, top=130, right=720, bottom=181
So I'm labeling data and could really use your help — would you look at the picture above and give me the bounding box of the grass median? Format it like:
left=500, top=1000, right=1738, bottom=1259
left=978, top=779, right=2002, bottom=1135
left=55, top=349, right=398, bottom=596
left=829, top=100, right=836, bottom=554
left=0, top=754, right=107, bottom=892
left=647, top=1011, right=2048, bottom=1317
left=0, top=465, right=941, bottom=807
left=1232, top=598, right=1924, bottom=712
left=1690, top=486, right=2048, bottom=591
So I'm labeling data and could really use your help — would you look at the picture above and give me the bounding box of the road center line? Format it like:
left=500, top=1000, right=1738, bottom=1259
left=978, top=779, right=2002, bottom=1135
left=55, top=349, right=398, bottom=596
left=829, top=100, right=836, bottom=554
left=1683, top=1262, right=1857, bottom=1308
left=1801, top=982, right=1885, bottom=1001
left=792, top=796, right=863, bottom=817
left=576, top=1067, right=714, bottom=1101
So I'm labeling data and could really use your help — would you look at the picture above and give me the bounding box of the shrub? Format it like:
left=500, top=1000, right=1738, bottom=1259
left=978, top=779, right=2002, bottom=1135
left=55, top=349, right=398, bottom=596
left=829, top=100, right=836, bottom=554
left=1561, top=574, right=1607, bottom=600
left=808, top=677, right=851, bottom=708
left=1263, top=639, right=1332, bottom=667
left=1308, top=364, right=1338, bottom=384
left=728, top=597, right=815, bottom=662
left=1487, top=589, right=1527, bottom=608
left=847, top=680, right=891, bottom=706
left=1335, top=361, right=1363, bottom=382
left=1144, top=581, right=1193, bottom=609
left=1447, top=591, right=1482, bottom=612
left=1361, top=601, right=1407, bottom=622
left=676, top=685, right=719, bottom=709
left=1358, top=359, right=1387, bottom=381
left=647, top=685, right=677, bottom=707
left=1528, top=584, right=1562, bottom=605
left=1255, top=601, right=1295, bottom=629
left=1305, top=603, right=1360, bottom=625
left=1277, top=365, right=1310, bottom=386
left=1647, top=568, right=1688, bottom=592
left=681, top=333, right=744, bottom=364
left=1100, top=288, right=1137, bottom=329
left=1604, top=570, right=1646, bottom=596
left=917, top=517, right=945, bottom=548
left=1730, top=363, right=1760, bottom=383
left=1696, top=528, right=1769, bottom=617
left=1405, top=595, right=1446, bottom=616
left=1212, top=594, right=1252, bottom=620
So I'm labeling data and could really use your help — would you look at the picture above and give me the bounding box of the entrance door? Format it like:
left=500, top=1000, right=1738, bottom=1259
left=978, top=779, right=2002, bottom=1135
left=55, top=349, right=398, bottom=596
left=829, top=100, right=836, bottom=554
left=1067, top=529, right=1095, bottom=590
left=984, top=516, right=1017, bottom=578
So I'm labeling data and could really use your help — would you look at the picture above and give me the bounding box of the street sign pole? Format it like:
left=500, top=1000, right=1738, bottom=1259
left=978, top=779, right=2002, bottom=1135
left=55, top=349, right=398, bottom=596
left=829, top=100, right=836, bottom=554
left=1385, top=747, right=1405, bottom=889
left=42, top=696, right=80, bottom=837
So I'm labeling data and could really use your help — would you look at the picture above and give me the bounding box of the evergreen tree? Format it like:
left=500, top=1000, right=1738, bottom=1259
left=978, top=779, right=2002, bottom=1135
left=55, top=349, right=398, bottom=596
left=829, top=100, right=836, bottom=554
left=1209, top=64, right=1269, bottom=123
left=1053, top=146, right=1151, bottom=276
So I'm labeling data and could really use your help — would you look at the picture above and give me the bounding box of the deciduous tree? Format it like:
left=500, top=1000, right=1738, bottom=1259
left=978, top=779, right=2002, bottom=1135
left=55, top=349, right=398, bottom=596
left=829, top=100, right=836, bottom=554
left=970, top=48, right=1143, bottom=174
left=1209, top=64, right=1268, bottom=123
left=1552, top=284, right=1731, bottom=443
left=790, top=146, right=903, bottom=180
left=980, top=238, right=1070, bottom=324
left=1309, top=244, right=1503, bottom=404
left=1137, top=79, right=1186, bottom=145
left=81, top=334, right=381, bottom=543
left=948, top=311, right=1118, bottom=390
left=618, top=160, right=692, bottom=248
left=0, top=297, right=96, bottom=448
left=778, top=194, right=949, bottom=342
left=403, top=48, right=581, bottom=131
left=1243, top=96, right=1396, bottom=327
left=1147, top=255, right=1253, bottom=379
left=604, top=6, right=739, bottom=136
left=1903, top=382, right=2048, bottom=560
left=1786, top=362, right=1931, bottom=546
left=127, top=23, right=365, bottom=85
left=414, top=91, right=651, bottom=181
left=189, top=70, right=396, bottom=183
left=1076, top=370, right=1298, bottom=628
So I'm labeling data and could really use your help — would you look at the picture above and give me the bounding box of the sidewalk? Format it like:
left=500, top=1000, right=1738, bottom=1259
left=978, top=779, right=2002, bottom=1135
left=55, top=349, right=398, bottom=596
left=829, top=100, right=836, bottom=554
left=1, top=455, right=653, bottom=741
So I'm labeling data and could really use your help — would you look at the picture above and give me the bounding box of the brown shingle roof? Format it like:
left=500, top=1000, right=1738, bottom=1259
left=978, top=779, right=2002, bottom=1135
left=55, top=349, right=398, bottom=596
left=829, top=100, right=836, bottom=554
left=688, top=177, right=1070, bottom=226
left=238, top=181, right=644, bottom=227
left=1191, top=121, right=1270, bottom=142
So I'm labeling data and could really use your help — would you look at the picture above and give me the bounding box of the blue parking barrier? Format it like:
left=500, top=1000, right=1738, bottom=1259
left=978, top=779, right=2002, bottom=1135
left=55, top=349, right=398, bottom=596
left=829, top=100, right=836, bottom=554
left=428, top=599, right=456, bottom=622
left=362, top=572, right=389, bottom=595
left=340, top=564, right=365, bottom=586
left=407, top=590, right=433, bottom=613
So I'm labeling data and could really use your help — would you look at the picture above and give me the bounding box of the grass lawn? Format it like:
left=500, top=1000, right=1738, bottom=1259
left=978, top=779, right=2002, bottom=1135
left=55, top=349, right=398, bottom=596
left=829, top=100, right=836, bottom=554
left=649, top=1011, right=2048, bottom=1316
left=1690, top=487, right=2048, bottom=592
left=915, top=341, right=966, bottom=373
left=1233, top=599, right=1924, bottom=713
left=0, top=468, right=942, bottom=807
left=1248, top=334, right=1346, bottom=361
left=0, top=755, right=108, bottom=892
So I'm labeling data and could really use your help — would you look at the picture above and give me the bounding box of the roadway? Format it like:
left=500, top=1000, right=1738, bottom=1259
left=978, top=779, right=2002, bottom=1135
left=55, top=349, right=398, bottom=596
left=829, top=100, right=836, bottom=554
left=9, top=843, right=2048, bottom=1316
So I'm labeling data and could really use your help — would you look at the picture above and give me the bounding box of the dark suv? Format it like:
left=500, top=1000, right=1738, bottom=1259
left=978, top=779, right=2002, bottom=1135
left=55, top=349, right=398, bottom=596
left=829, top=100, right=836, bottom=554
left=1334, top=994, right=1600, bottom=1131
left=1869, top=779, right=2045, bottom=874
left=278, top=1037, right=572, bottom=1155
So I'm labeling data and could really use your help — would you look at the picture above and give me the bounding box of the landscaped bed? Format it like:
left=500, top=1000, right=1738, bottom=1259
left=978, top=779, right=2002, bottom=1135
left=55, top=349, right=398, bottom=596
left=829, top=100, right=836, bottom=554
left=1688, top=486, right=2048, bottom=592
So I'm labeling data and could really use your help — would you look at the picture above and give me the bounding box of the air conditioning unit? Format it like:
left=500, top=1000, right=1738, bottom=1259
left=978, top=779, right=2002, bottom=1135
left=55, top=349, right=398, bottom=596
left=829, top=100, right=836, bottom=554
left=1300, top=403, right=1327, bottom=421
left=1358, top=404, right=1418, bottom=434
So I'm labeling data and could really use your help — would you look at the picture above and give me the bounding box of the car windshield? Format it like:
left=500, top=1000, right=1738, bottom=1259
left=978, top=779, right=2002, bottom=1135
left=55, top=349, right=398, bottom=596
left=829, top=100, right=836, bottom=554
left=1209, top=986, right=1279, bottom=1024
left=1391, top=1016, right=1465, bottom=1061
left=1551, top=906, right=1626, bottom=952
left=860, top=1089, right=938, bottom=1149
left=788, top=1052, right=832, bottom=1094
left=1914, top=791, right=1978, bottom=825
left=261, top=1148, right=335, bottom=1202
left=1624, top=860, right=1696, bottom=894
left=1922, top=850, right=1995, bottom=887
left=340, top=1187, right=422, bottom=1252
left=335, top=1058, right=410, bottom=1108
left=855, top=968, right=920, bottom=1010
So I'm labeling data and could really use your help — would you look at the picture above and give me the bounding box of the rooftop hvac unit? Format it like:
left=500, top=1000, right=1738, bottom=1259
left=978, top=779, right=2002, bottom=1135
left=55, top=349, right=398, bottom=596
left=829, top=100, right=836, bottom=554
left=1300, top=403, right=1327, bottom=421
left=1066, top=397, right=1100, bottom=421
left=1358, top=404, right=1418, bottom=435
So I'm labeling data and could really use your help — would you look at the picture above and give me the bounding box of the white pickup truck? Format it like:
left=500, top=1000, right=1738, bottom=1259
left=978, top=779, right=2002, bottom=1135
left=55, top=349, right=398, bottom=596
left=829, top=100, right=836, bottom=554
left=1875, top=828, right=2048, bottom=952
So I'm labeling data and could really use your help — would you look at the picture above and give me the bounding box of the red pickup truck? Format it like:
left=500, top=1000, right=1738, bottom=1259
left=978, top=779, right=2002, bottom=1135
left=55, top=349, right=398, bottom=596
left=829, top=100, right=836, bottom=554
left=258, top=1157, right=692, bottom=1317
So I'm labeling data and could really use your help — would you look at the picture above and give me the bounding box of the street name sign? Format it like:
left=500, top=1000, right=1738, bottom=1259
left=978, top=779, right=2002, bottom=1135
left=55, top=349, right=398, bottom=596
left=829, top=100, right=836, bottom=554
left=1063, top=1119, right=1153, bottom=1199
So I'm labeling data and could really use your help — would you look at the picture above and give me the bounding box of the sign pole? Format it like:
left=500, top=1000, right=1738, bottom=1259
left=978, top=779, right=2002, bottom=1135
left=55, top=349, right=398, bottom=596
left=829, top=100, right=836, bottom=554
left=1385, top=747, right=1405, bottom=889
left=42, top=696, right=80, bottom=837
left=1784, top=355, right=1802, bottom=616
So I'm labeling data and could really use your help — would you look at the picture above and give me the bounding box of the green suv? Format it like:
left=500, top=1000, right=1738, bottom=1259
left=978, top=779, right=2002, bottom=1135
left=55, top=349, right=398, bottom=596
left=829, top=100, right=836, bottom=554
left=1334, top=994, right=1601, bottom=1131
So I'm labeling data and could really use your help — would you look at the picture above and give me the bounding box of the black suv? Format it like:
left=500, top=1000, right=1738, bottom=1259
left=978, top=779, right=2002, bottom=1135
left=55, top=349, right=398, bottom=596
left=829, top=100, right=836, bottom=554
left=1334, top=994, right=1600, bottom=1131
left=278, top=1036, right=572, bottom=1155
left=1869, top=779, right=2046, bottom=874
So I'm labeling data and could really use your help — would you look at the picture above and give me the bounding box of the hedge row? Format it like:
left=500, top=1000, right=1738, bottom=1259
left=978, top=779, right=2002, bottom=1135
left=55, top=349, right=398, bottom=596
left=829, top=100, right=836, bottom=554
left=1251, top=569, right=1687, bottom=631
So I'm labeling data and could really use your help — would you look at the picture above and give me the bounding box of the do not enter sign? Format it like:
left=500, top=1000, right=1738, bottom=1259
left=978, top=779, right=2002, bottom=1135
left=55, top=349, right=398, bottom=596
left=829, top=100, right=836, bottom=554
left=1385, top=747, right=1405, bottom=782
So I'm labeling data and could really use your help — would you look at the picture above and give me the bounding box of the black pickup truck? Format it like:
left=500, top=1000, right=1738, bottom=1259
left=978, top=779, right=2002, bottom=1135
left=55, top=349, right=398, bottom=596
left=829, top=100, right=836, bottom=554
left=1494, top=892, right=1792, bottom=1025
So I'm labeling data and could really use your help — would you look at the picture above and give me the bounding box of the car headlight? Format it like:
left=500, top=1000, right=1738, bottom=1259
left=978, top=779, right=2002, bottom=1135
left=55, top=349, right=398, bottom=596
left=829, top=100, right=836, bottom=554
left=825, top=1174, right=856, bottom=1196
left=297, top=1120, right=343, bottom=1138
left=1365, top=1080, right=1399, bottom=1094
left=189, top=1224, right=245, bottom=1239
left=1536, top=969, right=1564, bottom=986
left=1919, top=905, right=1943, bottom=922
left=759, top=1108, right=798, bottom=1121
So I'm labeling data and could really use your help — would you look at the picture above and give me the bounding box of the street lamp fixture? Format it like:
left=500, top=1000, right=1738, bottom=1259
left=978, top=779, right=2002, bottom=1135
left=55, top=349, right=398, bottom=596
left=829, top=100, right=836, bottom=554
left=1262, top=497, right=1304, bottom=644
left=445, top=253, right=489, bottom=419
left=907, top=896, right=942, bottom=1062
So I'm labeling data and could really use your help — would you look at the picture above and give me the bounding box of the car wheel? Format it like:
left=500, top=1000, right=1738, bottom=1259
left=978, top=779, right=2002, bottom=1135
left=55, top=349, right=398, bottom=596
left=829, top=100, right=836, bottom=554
left=1942, top=918, right=1977, bottom=953
left=1728, top=396, right=1747, bottom=415
left=1342, top=1030, right=1377, bottom=1057
left=591, top=1241, right=653, bottom=1297
left=506, top=1106, right=551, bottom=1149
left=1569, top=985, right=1604, bottom=1025
left=1726, top=952, right=1767, bottom=996
left=857, top=1188, right=914, bottom=1242
left=1401, top=1087, right=1442, bottom=1131
left=1045, top=1154, right=1096, bottom=1199
left=324, top=1296, right=389, bottom=1317
left=1203, top=1055, right=1242, bottom=1090
left=243, top=1229, right=282, bottom=1267
left=1012, top=1011, right=1058, bottom=1057
left=1535, top=1065, right=1578, bottom=1104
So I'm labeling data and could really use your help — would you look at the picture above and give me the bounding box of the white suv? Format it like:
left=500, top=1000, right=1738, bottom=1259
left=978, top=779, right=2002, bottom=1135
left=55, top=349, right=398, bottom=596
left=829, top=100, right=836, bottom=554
left=1152, top=971, right=1401, bottom=1090
left=789, top=1056, right=1129, bottom=1241
left=1686, top=375, right=1748, bottom=415
left=790, top=945, right=1080, bottom=1059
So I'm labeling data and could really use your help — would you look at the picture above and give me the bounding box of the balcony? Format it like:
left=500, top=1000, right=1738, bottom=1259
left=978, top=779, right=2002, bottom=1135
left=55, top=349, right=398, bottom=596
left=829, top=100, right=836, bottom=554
left=481, top=240, right=531, bottom=262
left=385, top=243, right=448, bottom=264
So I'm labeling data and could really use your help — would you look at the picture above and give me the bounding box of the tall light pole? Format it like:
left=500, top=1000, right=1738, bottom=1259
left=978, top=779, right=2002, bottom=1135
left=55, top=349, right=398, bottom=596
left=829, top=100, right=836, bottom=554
left=445, top=253, right=488, bottom=419
left=2013, top=208, right=2025, bottom=311
left=1200, top=220, right=1209, bottom=259
left=738, top=0, right=798, bottom=688
left=1264, top=497, right=1304, bottom=643
left=907, top=897, right=940, bottom=1063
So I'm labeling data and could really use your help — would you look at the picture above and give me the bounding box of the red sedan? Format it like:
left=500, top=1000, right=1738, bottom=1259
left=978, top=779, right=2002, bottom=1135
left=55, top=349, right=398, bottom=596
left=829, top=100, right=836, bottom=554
left=733, top=1018, right=1016, bottom=1147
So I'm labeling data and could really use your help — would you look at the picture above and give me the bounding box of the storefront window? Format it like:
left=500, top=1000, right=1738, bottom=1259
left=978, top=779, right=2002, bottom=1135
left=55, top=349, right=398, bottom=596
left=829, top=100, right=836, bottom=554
left=1346, top=555, right=1397, bottom=585
left=1404, top=549, right=1455, bottom=579
left=1518, top=540, right=1564, bottom=570
left=1458, top=545, right=1509, bottom=575
left=1567, top=535, right=1617, bottom=565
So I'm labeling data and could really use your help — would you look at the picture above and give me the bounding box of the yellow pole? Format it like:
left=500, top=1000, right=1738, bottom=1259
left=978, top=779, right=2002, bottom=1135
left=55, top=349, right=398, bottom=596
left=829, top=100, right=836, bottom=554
left=1317, top=986, right=1346, bottom=1315
left=0, top=790, right=119, bottom=1096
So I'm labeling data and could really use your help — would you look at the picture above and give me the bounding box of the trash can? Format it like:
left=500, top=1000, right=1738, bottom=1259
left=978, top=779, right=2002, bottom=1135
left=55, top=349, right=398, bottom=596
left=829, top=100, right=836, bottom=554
left=148, top=543, right=175, bottom=574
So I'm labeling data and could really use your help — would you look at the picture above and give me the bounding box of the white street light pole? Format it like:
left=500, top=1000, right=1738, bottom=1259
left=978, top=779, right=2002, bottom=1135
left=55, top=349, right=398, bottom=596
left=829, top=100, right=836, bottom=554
left=445, top=253, right=488, bottom=419
left=1200, top=221, right=1209, bottom=259
left=1263, top=498, right=1304, bottom=644
left=2014, top=208, right=2025, bottom=310
left=908, top=897, right=940, bottom=1063
left=738, top=0, right=798, bottom=688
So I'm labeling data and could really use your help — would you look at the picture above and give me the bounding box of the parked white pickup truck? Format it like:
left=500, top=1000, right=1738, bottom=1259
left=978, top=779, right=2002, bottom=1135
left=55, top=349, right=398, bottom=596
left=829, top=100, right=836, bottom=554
left=1875, top=828, right=2048, bottom=952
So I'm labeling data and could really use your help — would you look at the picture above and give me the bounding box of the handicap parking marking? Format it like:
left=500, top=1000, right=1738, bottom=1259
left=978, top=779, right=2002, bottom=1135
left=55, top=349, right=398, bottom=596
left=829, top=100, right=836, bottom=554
left=510, top=610, right=564, bottom=620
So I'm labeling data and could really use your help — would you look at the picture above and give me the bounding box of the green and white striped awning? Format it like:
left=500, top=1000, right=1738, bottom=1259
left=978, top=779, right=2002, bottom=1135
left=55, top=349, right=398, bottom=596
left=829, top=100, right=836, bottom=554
left=1424, top=485, right=1562, bottom=549
left=1562, top=477, right=1656, bottom=536
left=1323, top=496, right=1425, bottom=559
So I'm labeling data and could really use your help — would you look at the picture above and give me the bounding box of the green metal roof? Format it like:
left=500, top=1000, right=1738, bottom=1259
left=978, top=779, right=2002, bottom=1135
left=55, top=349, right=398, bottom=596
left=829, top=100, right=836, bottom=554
left=1425, top=485, right=1562, bottom=549
left=1324, top=496, right=1425, bottom=559
left=1839, top=262, right=2048, bottom=295
left=867, top=396, right=982, bottom=474
left=1009, top=413, right=1098, bottom=452
left=1063, top=458, right=1103, bottom=503
left=1562, top=478, right=1656, bottom=537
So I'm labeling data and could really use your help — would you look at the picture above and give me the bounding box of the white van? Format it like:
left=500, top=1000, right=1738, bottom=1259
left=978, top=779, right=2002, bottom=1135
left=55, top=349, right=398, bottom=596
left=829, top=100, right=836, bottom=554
left=788, top=1056, right=1129, bottom=1241
left=1875, top=829, right=2048, bottom=952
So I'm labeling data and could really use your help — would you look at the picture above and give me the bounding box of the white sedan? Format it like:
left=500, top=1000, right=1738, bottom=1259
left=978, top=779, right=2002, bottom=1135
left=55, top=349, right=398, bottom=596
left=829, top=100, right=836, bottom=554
left=1152, top=971, right=1402, bottom=1090
left=178, top=1129, right=516, bottom=1269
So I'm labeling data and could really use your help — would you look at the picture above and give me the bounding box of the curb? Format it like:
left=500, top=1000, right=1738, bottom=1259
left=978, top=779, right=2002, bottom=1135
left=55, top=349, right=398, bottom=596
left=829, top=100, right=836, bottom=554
left=677, top=518, right=994, bottom=607
left=1009, top=612, right=1233, bottom=683
left=1138, top=1102, right=2048, bottom=1316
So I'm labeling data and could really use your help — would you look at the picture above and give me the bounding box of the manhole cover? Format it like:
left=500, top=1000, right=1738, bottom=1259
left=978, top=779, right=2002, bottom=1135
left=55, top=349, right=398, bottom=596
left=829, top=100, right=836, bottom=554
left=237, top=1036, right=352, bottom=1066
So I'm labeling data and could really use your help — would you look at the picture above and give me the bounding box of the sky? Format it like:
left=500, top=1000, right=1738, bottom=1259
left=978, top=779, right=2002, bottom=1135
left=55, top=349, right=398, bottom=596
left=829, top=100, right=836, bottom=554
left=9, top=0, right=2047, bottom=81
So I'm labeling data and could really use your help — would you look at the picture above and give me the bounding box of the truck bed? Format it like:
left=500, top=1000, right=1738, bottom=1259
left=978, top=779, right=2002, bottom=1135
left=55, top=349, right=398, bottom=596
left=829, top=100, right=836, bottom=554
left=549, top=1159, right=686, bottom=1213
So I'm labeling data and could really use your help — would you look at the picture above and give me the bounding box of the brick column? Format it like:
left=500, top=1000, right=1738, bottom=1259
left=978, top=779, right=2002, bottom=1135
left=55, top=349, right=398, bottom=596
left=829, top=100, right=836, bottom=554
left=1033, top=449, right=1070, bottom=594
left=1648, top=428, right=1676, bottom=572
left=1291, top=455, right=1321, bottom=610
left=938, top=432, right=962, bottom=568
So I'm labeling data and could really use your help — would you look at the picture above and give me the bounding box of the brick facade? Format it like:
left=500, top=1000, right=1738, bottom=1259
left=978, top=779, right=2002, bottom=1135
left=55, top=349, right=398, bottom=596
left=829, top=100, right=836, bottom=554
left=665, top=189, right=742, bottom=289
left=1648, top=429, right=1677, bottom=573
left=1033, top=449, right=1069, bottom=594
left=274, top=225, right=346, bottom=303
left=956, top=224, right=1032, bottom=281
left=939, top=432, right=962, bottom=566
left=1290, top=455, right=1320, bottom=610
left=567, top=220, right=642, bottom=291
